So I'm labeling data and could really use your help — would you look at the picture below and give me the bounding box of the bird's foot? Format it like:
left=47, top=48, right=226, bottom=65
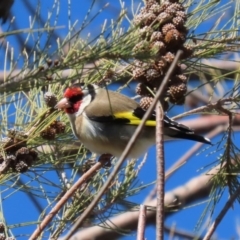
left=98, top=153, right=113, bottom=168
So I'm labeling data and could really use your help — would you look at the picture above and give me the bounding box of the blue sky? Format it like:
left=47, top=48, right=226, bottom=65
left=1, top=1, right=240, bottom=239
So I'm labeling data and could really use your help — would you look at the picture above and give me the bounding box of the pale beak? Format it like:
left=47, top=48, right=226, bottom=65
left=55, top=98, right=72, bottom=110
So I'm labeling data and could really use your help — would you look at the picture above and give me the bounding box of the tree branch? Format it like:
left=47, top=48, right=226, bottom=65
left=0, top=59, right=239, bottom=90
left=66, top=164, right=221, bottom=240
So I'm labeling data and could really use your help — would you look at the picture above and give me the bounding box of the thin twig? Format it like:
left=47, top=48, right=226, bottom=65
left=29, top=158, right=107, bottom=240
left=172, top=97, right=237, bottom=121
left=164, top=225, right=203, bottom=240
left=62, top=50, right=184, bottom=240
left=1, top=59, right=240, bottom=84
left=143, top=124, right=223, bottom=204
left=156, top=101, right=165, bottom=240
left=66, top=163, right=221, bottom=240
left=137, top=205, right=146, bottom=240
left=165, top=125, right=225, bottom=181
left=0, top=108, right=57, bottom=174
left=203, top=185, right=240, bottom=240
left=144, top=184, right=157, bottom=203
left=168, top=223, right=176, bottom=240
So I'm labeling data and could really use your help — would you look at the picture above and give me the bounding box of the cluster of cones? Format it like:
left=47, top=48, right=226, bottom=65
left=37, top=58, right=60, bottom=82
left=0, top=130, right=38, bottom=173
left=40, top=92, right=66, bottom=140
left=0, top=222, right=15, bottom=240
left=132, top=0, right=193, bottom=111
left=40, top=120, right=66, bottom=140
left=0, top=92, right=65, bottom=174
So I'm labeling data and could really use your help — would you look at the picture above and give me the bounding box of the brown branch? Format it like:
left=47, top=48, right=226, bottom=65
left=29, top=157, right=108, bottom=240
left=165, top=125, right=225, bottom=180
left=156, top=102, right=165, bottom=240
left=0, top=106, right=59, bottom=174
left=62, top=48, right=183, bottom=240
left=24, top=114, right=240, bottom=168
left=144, top=125, right=223, bottom=208
left=67, top=164, right=220, bottom=240
left=164, top=225, right=203, bottom=240
left=203, top=185, right=240, bottom=240
left=1, top=59, right=239, bottom=88
left=177, top=115, right=240, bottom=135
left=0, top=64, right=96, bottom=93
left=137, top=205, right=146, bottom=240
left=184, top=59, right=240, bottom=81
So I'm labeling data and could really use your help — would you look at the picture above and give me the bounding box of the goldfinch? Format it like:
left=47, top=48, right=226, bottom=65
left=56, top=84, right=211, bottom=158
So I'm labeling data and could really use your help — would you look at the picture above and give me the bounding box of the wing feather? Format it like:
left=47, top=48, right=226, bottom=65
left=85, top=87, right=194, bottom=134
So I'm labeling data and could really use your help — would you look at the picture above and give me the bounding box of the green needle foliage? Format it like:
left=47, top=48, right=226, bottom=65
left=0, top=0, right=240, bottom=239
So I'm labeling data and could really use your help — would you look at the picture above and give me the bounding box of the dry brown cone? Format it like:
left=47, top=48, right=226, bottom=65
left=50, top=120, right=66, bottom=134
left=180, top=45, right=194, bottom=59
left=16, top=147, right=38, bottom=161
left=175, top=10, right=187, bottom=21
left=157, top=59, right=168, bottom=75
left=54, top=59, right=60, bottom=66
left=136, top=83, right=151, bottom=96
left=164, top=29, right=185, bottom=47
left=0, top=155, right=4, bottom=164
left=149, top=3, right=161, bottom=14
left=46, top=58, right=53, bottom=67
left=151, top=41, right=166, bottom=56
left=165, top=2, right=184, bottom=15
left=168, top=82, right=187, bottom=104
left=176, top=74, right=187, bottom=83
left=4, top=137, right=27, bottom=155
left=0, top=0, right=14, bottom=23
left=132, top=40, right=150, bottom=54
left=7, top=155, right=17, bottom=170
left=163, top=52, right=175, bottom=63
left=0, top=223, right=4, bottom=233
left=16, top=147, right=29, bottom=156
left=155, top=52, right=176, bottom=76
left=29, top=149, right=38, bottom=160
left=139, top=26, right=154, bottom=40
left=157, top=12, right=172, bottom=24
left=144, top=12, right=157, bottom=26
left=133, top=13, right=145, bottom=26
left=133, top=67, right=147, bottom=83
left=162, top=23, right=176, bottom=35
left=172, top=16, right=185, bottom=28
left=150, top=31, right=163, bottom=42
left=145, top=68, right=161, bottom=82
left=25, top=155, right=34, bottom=166
left=140, top=96, right=169, bottom=111
left=15, top=160, right=29, bottom=173
left=159, top=1, right=172, bottom=12
left=132, top=0, right=190, bottom=110
left=2, top=146, right=39, bottom=173
left=44, top=92, right=58, bottom=108
left=40, top=127, right=56, bottom=140
left=146, top=0, right=158, bottom=9
left=140, top=97, right=154, bottom=111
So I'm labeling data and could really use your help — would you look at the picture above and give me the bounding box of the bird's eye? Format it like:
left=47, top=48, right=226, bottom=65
left=69, top=94, right=82, bottom=103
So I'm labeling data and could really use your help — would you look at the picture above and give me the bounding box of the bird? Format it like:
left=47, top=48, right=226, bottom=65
left=56, top=83, right=211, bottom=158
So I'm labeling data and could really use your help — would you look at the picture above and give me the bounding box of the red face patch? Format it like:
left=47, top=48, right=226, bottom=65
left=65, top=101, right=81, bottom=114
left=64, top=87, right=82, bottom=98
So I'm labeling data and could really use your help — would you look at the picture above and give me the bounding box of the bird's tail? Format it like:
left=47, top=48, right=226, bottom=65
left=169, top=131, right=212, bottom=145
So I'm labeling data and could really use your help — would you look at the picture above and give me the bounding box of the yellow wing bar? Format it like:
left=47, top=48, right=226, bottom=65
left=113, top=112, right=156, bottom=127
